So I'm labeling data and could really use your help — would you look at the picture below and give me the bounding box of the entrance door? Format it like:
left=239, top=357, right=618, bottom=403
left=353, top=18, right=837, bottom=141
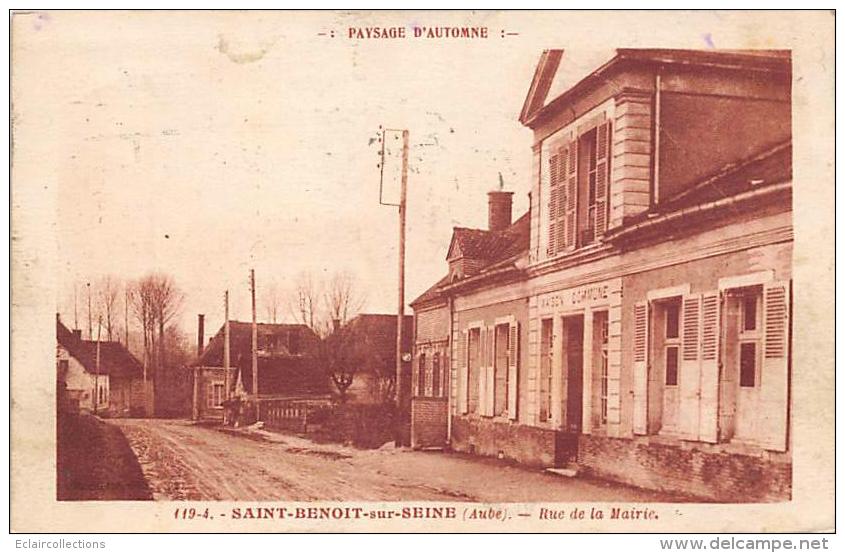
left=563, top=316, right=584, bottom=433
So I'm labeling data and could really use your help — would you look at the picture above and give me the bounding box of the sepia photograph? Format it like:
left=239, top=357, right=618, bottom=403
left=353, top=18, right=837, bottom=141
left=9, top=9, right=834, bottom=533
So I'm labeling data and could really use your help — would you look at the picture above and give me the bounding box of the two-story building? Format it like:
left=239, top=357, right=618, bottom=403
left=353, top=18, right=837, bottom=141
left=410, top=49, right=793, bottom=501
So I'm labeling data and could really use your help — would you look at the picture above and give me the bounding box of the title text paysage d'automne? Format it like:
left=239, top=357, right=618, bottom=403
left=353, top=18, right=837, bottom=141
left=348, top=26, right=489, bottom=39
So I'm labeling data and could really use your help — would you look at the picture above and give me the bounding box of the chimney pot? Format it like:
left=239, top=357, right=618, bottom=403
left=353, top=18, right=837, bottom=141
left=488, top=190, right=514, bottom=231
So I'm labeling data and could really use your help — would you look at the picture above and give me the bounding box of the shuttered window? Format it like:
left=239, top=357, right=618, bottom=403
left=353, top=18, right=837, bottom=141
left=632, top=302, right=649, bottom=435
left=547, top=153, right=561, bottom=256
left=546, top=120, right=611, bottom=259
left=417, top=353, right=427, bottom=397
left=494, top=323, right=509, bottom=417
left=507, top=319, right=520, bottom=419
left=432, top=352, right=441, bottom=397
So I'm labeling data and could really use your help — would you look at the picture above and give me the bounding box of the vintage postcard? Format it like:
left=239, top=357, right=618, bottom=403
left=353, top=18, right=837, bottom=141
left=9, top=10, right=835, bottom=533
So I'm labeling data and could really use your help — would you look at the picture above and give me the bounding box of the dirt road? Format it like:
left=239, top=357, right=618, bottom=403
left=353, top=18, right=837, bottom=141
left=113, top=419, right=685, bottom=502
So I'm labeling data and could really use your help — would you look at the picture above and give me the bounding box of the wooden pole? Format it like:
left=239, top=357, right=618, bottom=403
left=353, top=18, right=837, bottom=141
left=251, top=269, right=259, bottom=420
left=94, top=315, right=102, bottom=415
left=124, top=287, right=129, bottom=346
left=395, top=130, right=409, bottom=446
left=87, top=282, right=92, bottom=340
left=224, top=290, right=230, bottom=399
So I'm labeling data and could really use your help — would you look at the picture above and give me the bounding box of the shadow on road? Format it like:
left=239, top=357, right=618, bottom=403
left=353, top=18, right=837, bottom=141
left=57, top=412, right=152, bottom=500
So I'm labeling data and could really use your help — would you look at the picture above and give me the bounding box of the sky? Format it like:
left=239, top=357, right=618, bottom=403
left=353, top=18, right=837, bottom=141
left=12, top=10, right=740, bottom=339
left=14, top=11, right=541, bottom=337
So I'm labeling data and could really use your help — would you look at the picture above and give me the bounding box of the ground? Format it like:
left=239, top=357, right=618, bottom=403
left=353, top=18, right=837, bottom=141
left=57, top=413, right=152, bottom=500
left=111, top=419, right=686, bottom=502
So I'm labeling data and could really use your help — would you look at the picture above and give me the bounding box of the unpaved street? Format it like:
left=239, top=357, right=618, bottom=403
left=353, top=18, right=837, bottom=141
left=114, top=419, right=685, bottom=502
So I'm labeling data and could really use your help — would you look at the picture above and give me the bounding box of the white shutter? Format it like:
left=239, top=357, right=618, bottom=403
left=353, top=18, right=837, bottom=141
left=679, top=294, right=702, bottom=440
left=478, top=327, right=487, bottom=416
left=564, top=141, right=578, bottom=250
left=699, top=292, right=721, bottom=443
left=759, top=280, right=791, bottom=451
left=485, top=326, right=495, bottom=417
left=632, top=302, right=649, bottom=435
left=594, top=121, right=611, bottom=237
left=507, top=319, right=519, bottom=420
left=458, top=330, right=468, bottom=414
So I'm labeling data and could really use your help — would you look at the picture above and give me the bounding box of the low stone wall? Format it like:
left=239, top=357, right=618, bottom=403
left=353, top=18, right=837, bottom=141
left=450, top=416, right=556, bottom=467
left=577, top=434, right=792, bottom=502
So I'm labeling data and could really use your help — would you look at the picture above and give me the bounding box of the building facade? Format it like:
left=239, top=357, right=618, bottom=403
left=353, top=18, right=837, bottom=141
left=57, top=317, right=150, bottom=417
left=409, top=49, right=793, bottom=501
left=191, top=320, right=324, bottom=421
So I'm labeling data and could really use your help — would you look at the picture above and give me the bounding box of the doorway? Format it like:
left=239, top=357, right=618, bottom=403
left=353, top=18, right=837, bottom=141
left=562, top=315, right=584, bottom=433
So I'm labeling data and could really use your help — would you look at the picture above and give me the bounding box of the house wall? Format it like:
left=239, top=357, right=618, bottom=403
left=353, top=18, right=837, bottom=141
left=58, top=345, right=109, bottom=413
left=618, top=213, right=793, bottom=440
left=658, top=91, right=791, bottom=202
left=577, top=434, right=791, bottom=502
left=449, top=291, right=533, bottom=463
left=412, top=301, right=451, bottom=446
left=192, top=367, right=236, bottom=421
left=411, top=397, right=448, bottom=449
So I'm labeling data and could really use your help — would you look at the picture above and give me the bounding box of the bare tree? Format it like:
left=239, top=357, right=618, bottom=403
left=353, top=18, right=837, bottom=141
left=96, top=275, right=121, bottom=342
left=129, top=277, right=156, bottom=379
left=263, top=278, right=282, bottom=324
left=148, top=273, right=184, bottom=371
left=129, top=273, right=184, bottom=377
left=290, top=271, right=322, bottom=332
left=323, top=270, right=366, bottom=329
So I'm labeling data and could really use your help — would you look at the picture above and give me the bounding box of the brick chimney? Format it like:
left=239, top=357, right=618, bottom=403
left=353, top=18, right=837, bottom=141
left=488, top=190, right=514, bottom=231
left=197, top=314, right=205, bottom=356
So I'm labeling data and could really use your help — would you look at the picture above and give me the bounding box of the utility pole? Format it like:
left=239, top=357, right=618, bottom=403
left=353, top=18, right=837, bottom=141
left=124, top=286, right=129, bottom=347
left=73, top=284, right=78, bottom=330
left=94, top=315, right=102, bottom=415
left=87, top=282, right=92, bottom=340
left=250, top=269, right=259, bottom=421
left=224, top=290, right=230, bottom=400
left=377, top=126, right=410, bottom=447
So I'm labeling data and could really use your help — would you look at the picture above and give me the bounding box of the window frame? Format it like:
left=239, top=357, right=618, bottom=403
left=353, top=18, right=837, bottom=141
left=662, top=299, right=682, bottom=388
left=417, top=352, right=427, bottom=397
left=737, top=290, right=763, bottom=388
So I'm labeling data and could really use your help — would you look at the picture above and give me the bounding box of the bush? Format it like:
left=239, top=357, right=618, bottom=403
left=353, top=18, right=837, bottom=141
left=317, top=403, right=395, bottom=449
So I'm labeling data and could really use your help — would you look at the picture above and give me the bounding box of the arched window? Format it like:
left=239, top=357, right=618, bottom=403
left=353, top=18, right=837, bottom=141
left=432, top=352, right=441, bottom=397
left=417, top=353, right=426, bottom=397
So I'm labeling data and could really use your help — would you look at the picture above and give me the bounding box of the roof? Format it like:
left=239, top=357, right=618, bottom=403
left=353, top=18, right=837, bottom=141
left=519, top=49, right=563, bottom=125
left=523, top=48, right=791, bottom=128
left=412, top=211, right=530, bottom=308
left=448, top=211, right=530, bottom=263
left=658, top=141, right=791, bottom=212
left=345, top=314, right=413, bottom=349
left=606, top=140, right=792, bottom=242
left=410, top=274, right=451, bottom=307
left=198, top=321, right=325, bottom=396
left=56, top=319, right=143, bottom=379
left=237, top=356, right=330, bottom=396
left=196, top=321, right=319, bottom=367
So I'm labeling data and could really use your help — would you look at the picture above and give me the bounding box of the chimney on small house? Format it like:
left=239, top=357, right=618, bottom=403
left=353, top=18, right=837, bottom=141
left=72, top=329, right=82, bottom=341
left=488, top=175, right=514, bottom=231
left=332, top=318, right=341, bottom=332
left=197, top=314, right=205, bottom=357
